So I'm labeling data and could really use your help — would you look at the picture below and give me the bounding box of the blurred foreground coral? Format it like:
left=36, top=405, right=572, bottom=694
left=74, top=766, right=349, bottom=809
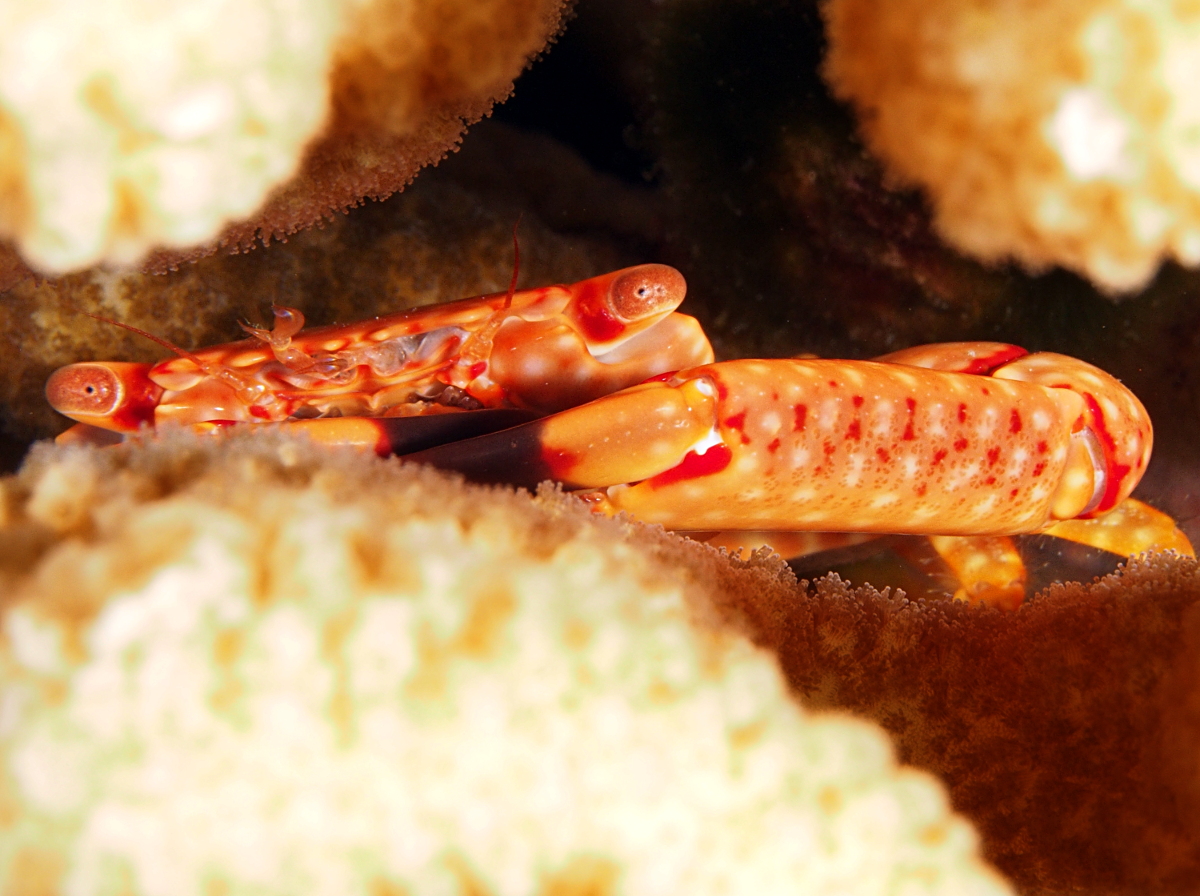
left=0, top=432, right=1009, bottom=895
left=0, top=0, right=568, bottom=275
left=771, top=557, right=1200, bottom=894
left=823, top=0, right=1200, bottom=292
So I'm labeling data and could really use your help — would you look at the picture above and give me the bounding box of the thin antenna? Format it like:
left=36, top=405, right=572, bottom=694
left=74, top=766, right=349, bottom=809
left=82, top=311, right=210, bottom=370
left=504, top=215, right=522, bottom=310
left=82, top=311, right=277, bottom=411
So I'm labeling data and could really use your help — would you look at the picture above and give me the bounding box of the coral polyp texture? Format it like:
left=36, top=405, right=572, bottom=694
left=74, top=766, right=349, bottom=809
left=0, top=433, right=1011, bottom=895
left=823, top=0, right=1200, bottom=292
left=0, top=0, right=567, bottom=274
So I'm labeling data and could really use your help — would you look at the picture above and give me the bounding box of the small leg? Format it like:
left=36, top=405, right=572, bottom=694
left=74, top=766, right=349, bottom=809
left=54, top=422, right=125, bottom=447
left=924, top=535, right=1027, bottom=610
left=192, top=409, right=538, bottom=457
left=1041, top=497, right=1195, bottom=558
left=702, top=530, right=878, bottom=561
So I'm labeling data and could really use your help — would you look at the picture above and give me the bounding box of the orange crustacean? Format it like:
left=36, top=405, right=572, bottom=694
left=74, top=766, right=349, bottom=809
left=44, top=264, right=1192, bottom=610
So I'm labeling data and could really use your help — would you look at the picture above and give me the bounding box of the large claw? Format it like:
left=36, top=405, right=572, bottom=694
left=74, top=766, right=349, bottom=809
left=406, top=355, right=1161, bottom=540
left=402, top=376, right=719, bottom=490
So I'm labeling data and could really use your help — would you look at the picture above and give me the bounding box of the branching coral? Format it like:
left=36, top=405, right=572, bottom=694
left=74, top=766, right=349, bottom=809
left=0, top=432, right=1011, bottom=895
left=823, top=0, right=1200, bottom=292
left=0, top=0, right=568, bottom=274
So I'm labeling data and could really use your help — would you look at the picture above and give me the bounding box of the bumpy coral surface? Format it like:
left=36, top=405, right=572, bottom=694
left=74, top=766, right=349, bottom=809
left=0, top=0, right=567, bottom=274
left=0, top=0, right=342, bottom=272
left=824, top=0, right=1200, bottom=292
left=763, top=556, right=1200, bottom=894
left=0, top=432, right=1010, bottom=895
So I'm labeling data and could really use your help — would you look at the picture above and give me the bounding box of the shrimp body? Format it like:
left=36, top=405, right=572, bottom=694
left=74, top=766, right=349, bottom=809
left=45, top=265, right=714, bottom=432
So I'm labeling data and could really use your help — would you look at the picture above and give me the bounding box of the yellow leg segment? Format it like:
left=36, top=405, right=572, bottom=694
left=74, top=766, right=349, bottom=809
left=926, top=535, right=1027, bottom=610
left=702, top=530, right=878, bottom=561
left=1041, top=497, right=1194, bottom=558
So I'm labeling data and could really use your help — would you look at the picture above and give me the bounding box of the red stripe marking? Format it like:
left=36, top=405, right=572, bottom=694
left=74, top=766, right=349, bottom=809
left=793, top=404, right=807, bottom=432
left=963, top=344, right=1028, bottom=375
left=574, top=279, right=626, bottom=342
left=1009, top=409, right=1022, bottom=433
left=111, top=383, right=163, bottom=429
left=541, top=447, right=582, bottom=480
left=648, top=444, right=733, bottom=489
left=1081, top=392, right=1133, bottom=513
left=642, top=371, right=677, bottom=384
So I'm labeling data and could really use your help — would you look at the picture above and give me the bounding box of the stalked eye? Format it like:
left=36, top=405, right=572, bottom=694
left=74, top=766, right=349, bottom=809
left=609, top=264, right=687, bottom=321
left=45, top=363, right=122, bottom=416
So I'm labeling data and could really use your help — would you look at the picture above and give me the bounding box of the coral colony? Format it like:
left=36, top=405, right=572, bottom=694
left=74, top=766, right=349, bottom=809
left=2, top=1, right=1200, bottom=894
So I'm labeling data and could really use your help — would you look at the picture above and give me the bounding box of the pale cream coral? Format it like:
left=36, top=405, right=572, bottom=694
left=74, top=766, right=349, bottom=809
left=0, top=0, right=568, bottom=275
left=823, top=0, right=1200, bottom=292
left=0, top=0, right=342, bottom=272
left=0, top=432, right=1012, bottom=895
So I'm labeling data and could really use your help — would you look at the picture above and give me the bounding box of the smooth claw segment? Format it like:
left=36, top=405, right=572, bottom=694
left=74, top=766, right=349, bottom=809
left=562, top=264, right=688, bottom=348
left=402, top=376, right=720, bottom=490
left=486, top=311, right=712, bottom=413
left=266, top=409, right=539, bottom=457
left=989, top=352, right=1153, bottom=518
left=54, top=422, right=126, bottom=447
left=482, top=265, right=711, bottom=413
left=45, top=362, right=163, bottom=432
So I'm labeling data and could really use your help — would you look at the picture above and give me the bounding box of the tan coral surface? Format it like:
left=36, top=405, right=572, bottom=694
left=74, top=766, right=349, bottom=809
left=0, top=0, right=568, bottom=274
left=0, top=431, right=1010, bottom=895
left=767, top=554, right=1200, bottom=894
left=824, top=0, right=1200, bottom=292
